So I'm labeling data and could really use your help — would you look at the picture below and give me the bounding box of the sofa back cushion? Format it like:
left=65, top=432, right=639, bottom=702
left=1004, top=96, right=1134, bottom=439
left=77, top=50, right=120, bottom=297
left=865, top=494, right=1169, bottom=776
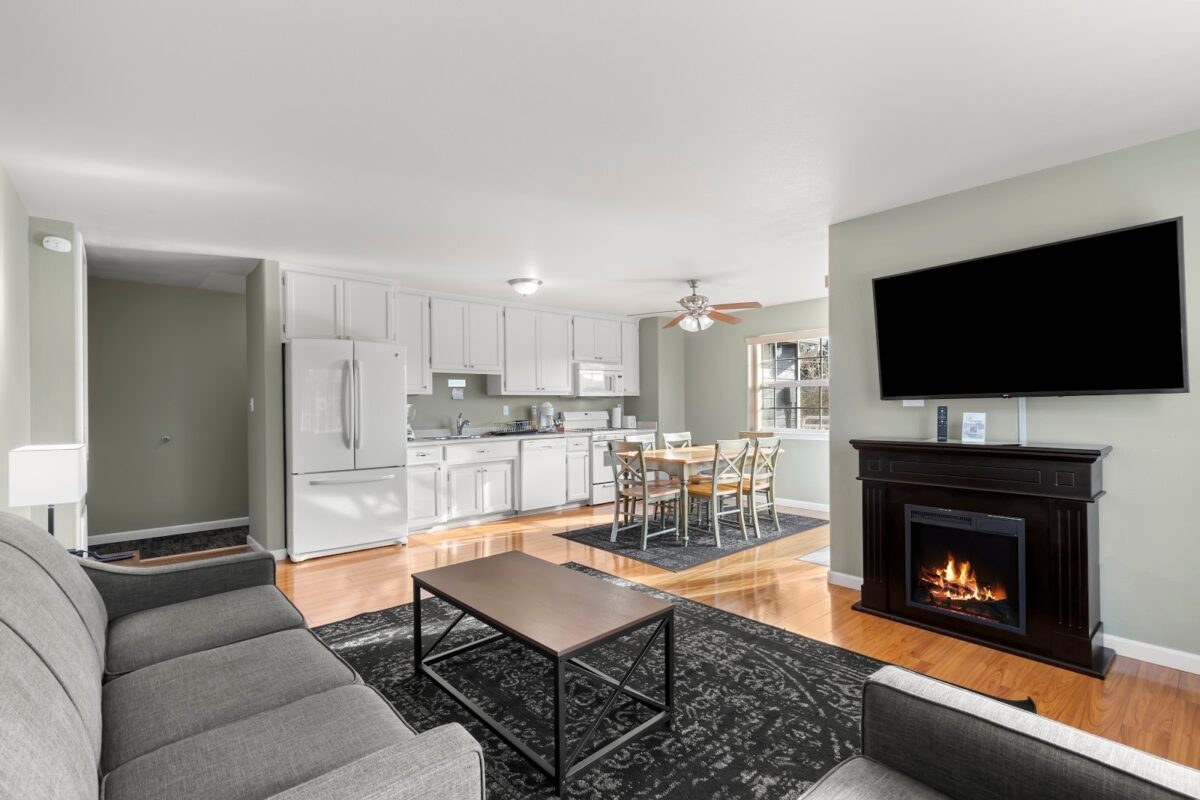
left=862, top=666, right=1200, bottom=800
left=0, top=623, right=99, bottom=799
left=0, top=511, right=107, bottom=663
left=0, top=540, right=105, bottom=760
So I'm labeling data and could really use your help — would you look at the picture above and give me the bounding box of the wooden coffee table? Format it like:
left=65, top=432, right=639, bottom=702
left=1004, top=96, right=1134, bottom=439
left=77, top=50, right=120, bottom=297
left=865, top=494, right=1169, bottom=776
left=412, top=551, right=675, bottom=795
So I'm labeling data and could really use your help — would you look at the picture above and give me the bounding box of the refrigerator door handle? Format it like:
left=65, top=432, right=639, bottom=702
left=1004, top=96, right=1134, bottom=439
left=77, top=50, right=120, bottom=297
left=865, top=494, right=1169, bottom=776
left=353, top=358, right=363, bottom=450
left=309, top=473, right=396, bottom=486
left=341, top=360, right=353, bottom=449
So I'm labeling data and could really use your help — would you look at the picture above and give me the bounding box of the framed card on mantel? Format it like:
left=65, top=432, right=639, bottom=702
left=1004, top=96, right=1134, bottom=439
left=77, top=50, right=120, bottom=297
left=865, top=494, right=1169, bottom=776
left=962, top=412, right=987, bottom=444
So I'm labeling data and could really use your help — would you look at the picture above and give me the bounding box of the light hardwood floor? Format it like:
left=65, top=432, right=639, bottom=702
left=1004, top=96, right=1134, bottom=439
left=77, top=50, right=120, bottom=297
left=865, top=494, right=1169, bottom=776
left=276, top=503, right=1200, bottom=770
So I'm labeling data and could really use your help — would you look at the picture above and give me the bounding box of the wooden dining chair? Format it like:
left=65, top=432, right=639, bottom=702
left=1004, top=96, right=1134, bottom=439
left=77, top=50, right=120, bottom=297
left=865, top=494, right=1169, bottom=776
left=609, top=440, right=682, bottom=550
left=687, top=439, right=750, bottom=547
left=626, top=432, right=669, bottom=484
left=661, top=431, right=692, bottom=449
left=740, top=436, right=782, bottom=537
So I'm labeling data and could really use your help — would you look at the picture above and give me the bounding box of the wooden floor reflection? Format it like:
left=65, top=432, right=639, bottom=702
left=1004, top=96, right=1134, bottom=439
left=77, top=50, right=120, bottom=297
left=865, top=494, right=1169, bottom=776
left=277, top=503, right=1200, bottom=769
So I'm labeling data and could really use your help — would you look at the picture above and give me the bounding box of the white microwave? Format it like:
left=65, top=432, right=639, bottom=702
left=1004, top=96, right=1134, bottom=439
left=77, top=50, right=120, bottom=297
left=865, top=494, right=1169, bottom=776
left=573, top=362, right=625, bottom=397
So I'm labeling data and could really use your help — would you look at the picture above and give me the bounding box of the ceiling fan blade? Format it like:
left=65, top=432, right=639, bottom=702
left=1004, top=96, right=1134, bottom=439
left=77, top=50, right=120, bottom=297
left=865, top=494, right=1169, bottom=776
left=662, top=314, right=687, bottom=329
left=708, top=301, right=762, bottom=311
left=707, top=310, right=744, bottom=325
left=629, top=309, right=681, bottom=317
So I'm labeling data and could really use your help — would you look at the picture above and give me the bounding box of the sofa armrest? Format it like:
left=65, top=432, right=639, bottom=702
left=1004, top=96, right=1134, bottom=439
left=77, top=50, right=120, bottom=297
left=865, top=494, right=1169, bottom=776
left=81, top=549, right=278, bottom=618
left=860, top=666, right=1200, bottom=800
left=266, top=724, right=484, bottom=800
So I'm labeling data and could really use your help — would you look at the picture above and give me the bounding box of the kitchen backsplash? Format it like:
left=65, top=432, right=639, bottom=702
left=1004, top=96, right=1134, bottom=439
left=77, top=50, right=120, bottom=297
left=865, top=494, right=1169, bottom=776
left=407, top=373, right=632, bottom=430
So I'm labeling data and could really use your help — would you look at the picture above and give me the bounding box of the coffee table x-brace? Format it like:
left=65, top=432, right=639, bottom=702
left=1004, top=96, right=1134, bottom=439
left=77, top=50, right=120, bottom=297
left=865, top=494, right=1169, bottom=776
left=412, top=552, right=675, bottom=796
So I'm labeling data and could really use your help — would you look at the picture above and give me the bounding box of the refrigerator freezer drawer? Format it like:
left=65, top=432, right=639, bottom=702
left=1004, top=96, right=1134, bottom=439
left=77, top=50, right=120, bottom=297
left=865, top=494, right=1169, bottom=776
left=287, top=467, right=408, bottom=561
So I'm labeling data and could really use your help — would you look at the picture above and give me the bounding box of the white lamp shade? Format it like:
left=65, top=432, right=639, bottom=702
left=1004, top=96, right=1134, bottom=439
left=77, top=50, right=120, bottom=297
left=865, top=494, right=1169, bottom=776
left=8, top=444, right=87, bottom=507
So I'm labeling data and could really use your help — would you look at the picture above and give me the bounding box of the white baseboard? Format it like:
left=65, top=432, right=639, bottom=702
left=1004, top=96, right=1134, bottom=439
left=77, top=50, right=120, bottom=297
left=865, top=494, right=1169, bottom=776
left=1105, top=634, right=1200, bottom=676
left=246, top=535, right=288, bottom=562
left=88, top=517, right=249, bottom=546
left=775, top=498, right=830, bottom=513
left=827, top=570, right=863, bottom=590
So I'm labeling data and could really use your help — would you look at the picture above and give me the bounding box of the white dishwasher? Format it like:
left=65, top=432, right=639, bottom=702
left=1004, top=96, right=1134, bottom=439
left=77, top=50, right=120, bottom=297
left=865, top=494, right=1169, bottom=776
left=519, top=438, right=567, bottom=511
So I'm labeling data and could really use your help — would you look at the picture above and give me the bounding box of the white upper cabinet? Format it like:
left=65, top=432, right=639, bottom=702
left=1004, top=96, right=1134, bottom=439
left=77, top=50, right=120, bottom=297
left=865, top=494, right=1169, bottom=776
left=621, top=320, right=640, bottom=396
left=467, top=302, right=503, bottom=372
left=573, top=316, right=622, bottom=363
left=537, top=312, right=573, bottom=393
left=490, top=308, right=573, bottom=395
left=283, top=271, right=341, bottom=339
left=342, top=279, right=391, bottom=342
left=430, top=298, right=503, bottom=373
left=282, top=269, right=391, bottom=342
left=393, top=291, right=432, bottom=395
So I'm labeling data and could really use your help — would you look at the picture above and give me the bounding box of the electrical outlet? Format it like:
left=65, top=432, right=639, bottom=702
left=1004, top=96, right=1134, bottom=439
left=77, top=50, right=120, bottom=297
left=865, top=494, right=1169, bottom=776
left=502, top=405, right=509, bottom=416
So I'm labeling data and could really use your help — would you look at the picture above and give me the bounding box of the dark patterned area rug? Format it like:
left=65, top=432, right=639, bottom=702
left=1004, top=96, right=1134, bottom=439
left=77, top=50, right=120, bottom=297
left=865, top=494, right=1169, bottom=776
left=554, top=512, right=827, bottom=571
left=315, top=563, right=882, bottom=799
left=90, top=526, right=248, bottom=559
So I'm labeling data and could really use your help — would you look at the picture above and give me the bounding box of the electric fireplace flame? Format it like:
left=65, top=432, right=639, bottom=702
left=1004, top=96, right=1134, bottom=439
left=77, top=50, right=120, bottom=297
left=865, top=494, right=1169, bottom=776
left=919, top=554, right=1007, bottom=604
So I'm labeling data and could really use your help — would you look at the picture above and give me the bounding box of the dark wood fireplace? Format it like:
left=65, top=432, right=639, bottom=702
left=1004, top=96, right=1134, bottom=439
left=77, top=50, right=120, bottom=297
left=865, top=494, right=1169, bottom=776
left=850, top=437, right=1114, bottom=678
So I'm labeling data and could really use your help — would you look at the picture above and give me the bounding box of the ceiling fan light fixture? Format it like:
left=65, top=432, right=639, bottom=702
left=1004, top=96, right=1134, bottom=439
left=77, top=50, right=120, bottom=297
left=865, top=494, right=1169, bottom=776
left=697, top=313, right=714, bottom=331
left=507, top=277, right=542, bottom=296
left=678, top=312, right=712, bottom=333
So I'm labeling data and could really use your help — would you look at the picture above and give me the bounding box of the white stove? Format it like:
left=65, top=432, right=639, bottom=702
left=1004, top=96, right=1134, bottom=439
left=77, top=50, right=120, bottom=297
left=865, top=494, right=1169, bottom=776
left=560, top=411, right=647, bottom=506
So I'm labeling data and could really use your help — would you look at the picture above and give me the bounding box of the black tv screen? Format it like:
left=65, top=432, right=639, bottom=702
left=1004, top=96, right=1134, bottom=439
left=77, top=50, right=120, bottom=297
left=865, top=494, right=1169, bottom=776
left=873, top=218, right=1188, bottom=400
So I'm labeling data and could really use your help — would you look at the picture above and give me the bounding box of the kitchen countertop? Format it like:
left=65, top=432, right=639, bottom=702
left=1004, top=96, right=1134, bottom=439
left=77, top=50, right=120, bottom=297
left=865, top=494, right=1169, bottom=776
left=408, top=431, right=591, bottom=445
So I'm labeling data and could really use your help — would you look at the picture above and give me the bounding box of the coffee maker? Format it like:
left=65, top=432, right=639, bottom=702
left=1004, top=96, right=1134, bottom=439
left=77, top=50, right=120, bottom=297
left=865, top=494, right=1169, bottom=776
left=534, top=401, right=556, bottom=432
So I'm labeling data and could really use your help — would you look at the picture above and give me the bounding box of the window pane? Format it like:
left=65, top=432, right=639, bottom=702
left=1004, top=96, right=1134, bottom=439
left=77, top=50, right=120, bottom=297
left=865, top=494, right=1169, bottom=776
left=776, top=358, right=797, bottom=380
left=774, top=387, right=794, bottom=407
left=760, top=343, right=775, bottom=361
left=777, top=342, right=797, bottom=359
left=800, top=386, right=821, bottom=407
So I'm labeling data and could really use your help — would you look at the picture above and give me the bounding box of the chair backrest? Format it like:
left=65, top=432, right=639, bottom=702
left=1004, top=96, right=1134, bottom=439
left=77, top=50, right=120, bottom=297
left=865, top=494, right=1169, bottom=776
left=739, top=431, right=773, bottom=439
left=624, top=432, right=655, bottom=447
left=661, top=431, right=692, bottom=450
left=708, top=439, right=751, bottom=488
left=748, top=436, right=782, bottom=486
left=610, top=440, right=650, bottom=495
left=0, top=511, right=104, bottom=797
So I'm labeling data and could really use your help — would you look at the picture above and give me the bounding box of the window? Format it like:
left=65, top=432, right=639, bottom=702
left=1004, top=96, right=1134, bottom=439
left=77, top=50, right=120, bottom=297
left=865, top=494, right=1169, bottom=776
left=748, top=329, right=829, bottom=435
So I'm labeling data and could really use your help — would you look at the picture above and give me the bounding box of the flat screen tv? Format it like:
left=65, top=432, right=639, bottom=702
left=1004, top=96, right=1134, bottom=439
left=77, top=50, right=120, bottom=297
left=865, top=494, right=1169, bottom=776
left=873, top=218, right=1188, bottom=400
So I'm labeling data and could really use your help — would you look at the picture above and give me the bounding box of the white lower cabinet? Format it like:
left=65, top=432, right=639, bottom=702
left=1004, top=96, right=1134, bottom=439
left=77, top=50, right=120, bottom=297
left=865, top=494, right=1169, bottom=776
left=407, top=463, right=444, bottom=528
left=566, top=450, right=590, bottom=502
left=447, top=460, right=514, bottom=520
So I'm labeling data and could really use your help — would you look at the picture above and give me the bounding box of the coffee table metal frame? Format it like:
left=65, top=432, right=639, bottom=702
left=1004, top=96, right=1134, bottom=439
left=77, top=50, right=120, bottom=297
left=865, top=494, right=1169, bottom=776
left=413, top=576, right=675, bottom=795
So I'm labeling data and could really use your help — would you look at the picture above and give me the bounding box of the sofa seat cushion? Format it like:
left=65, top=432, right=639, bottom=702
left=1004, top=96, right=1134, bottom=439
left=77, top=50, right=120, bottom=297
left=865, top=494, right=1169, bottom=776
left=101, top=629, right=358, bottom=772
left=105, top=585, right=304, bottom=676
left=802, top=756, right=950, bottom=800
left=101, top=685, right=414, bottom=800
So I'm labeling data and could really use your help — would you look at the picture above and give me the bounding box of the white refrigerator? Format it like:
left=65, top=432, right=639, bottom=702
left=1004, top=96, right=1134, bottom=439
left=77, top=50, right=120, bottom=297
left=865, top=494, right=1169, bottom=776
left=285, top=339, right=408, bottom=561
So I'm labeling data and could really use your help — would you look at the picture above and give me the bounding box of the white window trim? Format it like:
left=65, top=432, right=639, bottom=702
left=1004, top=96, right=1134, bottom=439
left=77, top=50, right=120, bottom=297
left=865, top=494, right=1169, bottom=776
left=748, top=330, right=829, bottom=436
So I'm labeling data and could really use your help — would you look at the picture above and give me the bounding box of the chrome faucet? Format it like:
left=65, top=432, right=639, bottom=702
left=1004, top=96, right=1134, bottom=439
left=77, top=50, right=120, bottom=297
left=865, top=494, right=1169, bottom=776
left=456, top=413, right=470, bottom=436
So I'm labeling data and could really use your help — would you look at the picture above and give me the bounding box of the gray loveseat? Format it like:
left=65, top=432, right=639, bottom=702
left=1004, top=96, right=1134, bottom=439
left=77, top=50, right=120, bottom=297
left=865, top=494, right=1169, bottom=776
left=0, top=511, right=484, bottom=800
left=806, top=665, right=1200, bottom=799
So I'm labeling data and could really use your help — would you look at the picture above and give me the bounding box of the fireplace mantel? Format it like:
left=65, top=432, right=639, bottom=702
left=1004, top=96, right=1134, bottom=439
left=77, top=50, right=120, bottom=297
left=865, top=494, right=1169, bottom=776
left=850, top=437, right=1115, bottom=677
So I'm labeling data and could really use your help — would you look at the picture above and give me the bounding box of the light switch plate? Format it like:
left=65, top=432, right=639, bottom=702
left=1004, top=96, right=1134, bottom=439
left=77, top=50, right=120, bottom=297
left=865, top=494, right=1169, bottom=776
left=502, top=405, right=509, bottom=416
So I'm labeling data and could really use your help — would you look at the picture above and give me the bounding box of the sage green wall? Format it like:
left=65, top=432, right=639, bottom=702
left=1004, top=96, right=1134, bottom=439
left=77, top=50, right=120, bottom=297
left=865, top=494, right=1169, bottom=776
left=828, top=129, right=1200, bottom=655
left=0, top=165, right=30, bottom=519
left=683, top=299, right=830, bottom=506
left=88, top=278, right=248, bottom=534
left=246, top=260, right=285, bottom=551
left=30, top=219, right=86, bottom=547
left=408, top=375, right=620, bottom=430
left=625, top=318, right=687, bottom=434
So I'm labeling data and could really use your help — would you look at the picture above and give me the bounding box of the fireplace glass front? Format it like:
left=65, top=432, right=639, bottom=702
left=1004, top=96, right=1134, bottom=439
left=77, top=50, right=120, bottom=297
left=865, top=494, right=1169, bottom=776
left=905, top=504, right=1026, bottom=634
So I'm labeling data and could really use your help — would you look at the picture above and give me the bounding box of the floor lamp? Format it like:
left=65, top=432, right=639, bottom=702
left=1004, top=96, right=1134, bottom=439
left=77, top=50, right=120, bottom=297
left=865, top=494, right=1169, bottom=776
left=8, top=444, right=87, bottom=537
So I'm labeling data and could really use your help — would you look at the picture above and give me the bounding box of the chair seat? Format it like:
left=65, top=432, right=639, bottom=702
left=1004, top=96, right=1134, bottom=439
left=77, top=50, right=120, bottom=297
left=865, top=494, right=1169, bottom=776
left=688, top=481, right=741, bottom=497
left=101, top=685, right=415, bottom=800
left=105, top=584, right=305, bottom=677
left=739, top=478, right=771, bottom=492
left=101, top=628, right=358, bottom=772
left=618, top=479, right=682, bottom=499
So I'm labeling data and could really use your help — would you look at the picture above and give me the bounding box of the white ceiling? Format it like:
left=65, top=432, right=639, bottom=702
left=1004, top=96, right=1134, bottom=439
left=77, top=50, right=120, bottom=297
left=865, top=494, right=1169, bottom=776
left=4, top=1, right=1200, bottom=315
left=86, top=246, right=260, bottom=294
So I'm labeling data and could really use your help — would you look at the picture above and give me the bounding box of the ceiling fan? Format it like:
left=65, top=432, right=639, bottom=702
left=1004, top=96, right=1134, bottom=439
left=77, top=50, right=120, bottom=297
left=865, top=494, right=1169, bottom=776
left=634, top=280, right=762, bottom=332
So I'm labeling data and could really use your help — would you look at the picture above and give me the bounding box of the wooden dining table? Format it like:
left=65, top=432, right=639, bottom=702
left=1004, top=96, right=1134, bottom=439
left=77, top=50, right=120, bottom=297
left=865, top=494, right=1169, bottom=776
left=641, top=446, right=718, bottom=546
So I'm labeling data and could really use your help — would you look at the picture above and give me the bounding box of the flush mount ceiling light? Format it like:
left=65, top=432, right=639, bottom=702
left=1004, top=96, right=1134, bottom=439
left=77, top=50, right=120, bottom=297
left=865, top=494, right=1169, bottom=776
left=507, top=277, right=542, bottom=296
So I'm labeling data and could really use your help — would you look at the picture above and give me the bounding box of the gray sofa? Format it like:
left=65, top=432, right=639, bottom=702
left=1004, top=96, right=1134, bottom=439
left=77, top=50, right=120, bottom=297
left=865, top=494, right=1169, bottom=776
left=806, top=665, right=1200, bottom=799
left=0, top=511, right=484, bottom=800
